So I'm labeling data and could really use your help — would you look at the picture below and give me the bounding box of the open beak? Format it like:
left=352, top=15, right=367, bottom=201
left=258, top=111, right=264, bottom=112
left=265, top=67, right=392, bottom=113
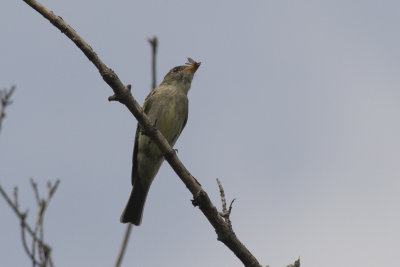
left=184, top=61, right=201, bottom=72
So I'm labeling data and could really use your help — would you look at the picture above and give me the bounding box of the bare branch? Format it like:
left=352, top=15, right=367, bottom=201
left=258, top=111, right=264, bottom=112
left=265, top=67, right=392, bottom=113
left=21, top=1, right=262, bottom=266
left=20, top=216, right=41, bottom=267
left=0, top=181, right=56, bottom=267
left=1, top=185, right=25, bottom=221
left=0, top=85, right=16, bottom=132
left=33, top=201, right=44, bottom=264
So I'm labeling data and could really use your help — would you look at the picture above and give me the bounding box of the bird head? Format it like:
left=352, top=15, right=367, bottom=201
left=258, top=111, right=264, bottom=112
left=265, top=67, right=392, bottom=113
left=160, top=58, right=201, bottom=93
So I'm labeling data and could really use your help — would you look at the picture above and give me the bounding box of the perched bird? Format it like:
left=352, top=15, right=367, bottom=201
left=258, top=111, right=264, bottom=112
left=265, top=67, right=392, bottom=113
left=120, top=58, right=201, bottom=225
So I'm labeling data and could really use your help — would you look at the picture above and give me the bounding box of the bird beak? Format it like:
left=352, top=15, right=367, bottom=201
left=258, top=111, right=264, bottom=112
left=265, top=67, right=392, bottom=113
left=184, top=61, right=201, bottom=72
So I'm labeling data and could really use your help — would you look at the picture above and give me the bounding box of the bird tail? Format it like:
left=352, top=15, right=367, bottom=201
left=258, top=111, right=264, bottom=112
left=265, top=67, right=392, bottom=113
left=120, top=181, right=148, bottom=225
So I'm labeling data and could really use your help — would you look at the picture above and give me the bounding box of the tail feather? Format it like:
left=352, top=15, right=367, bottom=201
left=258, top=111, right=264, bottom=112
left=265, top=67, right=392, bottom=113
left=120, top=181, right=149, bottom=225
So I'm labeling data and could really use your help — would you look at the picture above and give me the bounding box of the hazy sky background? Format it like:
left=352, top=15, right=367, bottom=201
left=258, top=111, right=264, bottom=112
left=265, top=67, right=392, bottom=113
left=1, top=1, right=400, bottom=266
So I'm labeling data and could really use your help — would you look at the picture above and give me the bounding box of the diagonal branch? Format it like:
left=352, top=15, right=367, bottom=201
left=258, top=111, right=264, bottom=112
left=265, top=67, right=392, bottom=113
left=21, top=1, right=262, bottom=266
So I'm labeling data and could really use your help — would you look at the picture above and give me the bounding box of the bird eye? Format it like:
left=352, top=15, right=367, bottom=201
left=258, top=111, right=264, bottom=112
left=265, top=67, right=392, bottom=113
left=172, top=67, right=180, bottom=73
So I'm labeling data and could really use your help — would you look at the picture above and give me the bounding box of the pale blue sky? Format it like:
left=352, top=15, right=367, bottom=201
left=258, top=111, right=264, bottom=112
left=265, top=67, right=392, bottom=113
left=1, top=1, right=400, bottom=266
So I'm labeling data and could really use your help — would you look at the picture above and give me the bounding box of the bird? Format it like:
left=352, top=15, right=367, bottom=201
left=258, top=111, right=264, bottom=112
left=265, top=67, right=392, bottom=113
left=120, top=58, right=201, bottom=225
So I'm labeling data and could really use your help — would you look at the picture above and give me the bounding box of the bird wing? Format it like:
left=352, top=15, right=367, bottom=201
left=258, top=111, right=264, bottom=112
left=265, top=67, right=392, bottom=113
left=131, top=125, right=141, bottom=185
left=131, top=91, right=158, bottom=185
left=180, top=100, right=189, bottom=135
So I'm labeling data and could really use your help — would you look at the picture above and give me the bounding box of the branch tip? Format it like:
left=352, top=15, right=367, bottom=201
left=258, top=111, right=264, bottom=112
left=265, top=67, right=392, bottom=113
left=216, top=178, right=234, bottom=230
left=148, top=36, right=158, bottom=47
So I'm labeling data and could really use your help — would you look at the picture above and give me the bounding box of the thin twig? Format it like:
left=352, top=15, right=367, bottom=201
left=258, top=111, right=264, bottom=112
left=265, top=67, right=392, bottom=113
left=21, top=217, right=42, bottom=267
left=33, top=202, right=44, bottom=264
left=0, top=85, right=16, bottom=132
left=148, top=36, right=158, bottom=90
left=13, top=187, right=20, bottom=210
left=115, top=36, right=158, bottom=267
left=30, top=178, right=41, bottom=205
left=1, top=185, right=25, bottom=222
left=0, top=181, right=57, bottom=267
left=21, top=1, right=262, bottom=266
left=39, top=181, right=58, bottom=266
left=115, top=224, right=132, bottom=267
left=217, top=179, right=227, bottom=209
left=217, top=178, right=235, bottom=231
left=31, top=180, right=41, bottom=264
left=1, top=185, right=39, bottom=266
